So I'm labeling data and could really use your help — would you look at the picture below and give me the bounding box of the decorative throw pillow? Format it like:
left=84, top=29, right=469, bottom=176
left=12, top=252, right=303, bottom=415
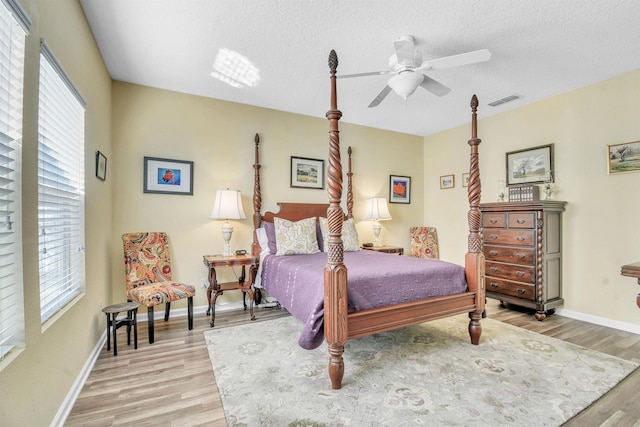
left=274, top=217, right=320, bottom=256
left=263, top=221, right=278, bottom=254
left=319, top=217, right=360, bottom=252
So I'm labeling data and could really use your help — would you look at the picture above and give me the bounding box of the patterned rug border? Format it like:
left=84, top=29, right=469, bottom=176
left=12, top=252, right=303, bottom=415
left=205, top=314, right=639, bottom=426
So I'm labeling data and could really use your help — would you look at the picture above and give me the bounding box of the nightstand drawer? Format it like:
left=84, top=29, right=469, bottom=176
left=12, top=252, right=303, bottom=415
left=486, top=261, right=535, bottom=283
left=507, top=212, right=535, bottom=228
left=483, top=213, right=505, bottom=228
left=486, top=277, right=535, bottom=301
left=483, top=229, right=535, bottom=246
left=483, top=245, right=535, bottom=265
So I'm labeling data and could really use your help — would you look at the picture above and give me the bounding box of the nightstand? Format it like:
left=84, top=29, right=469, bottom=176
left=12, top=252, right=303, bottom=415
left=203, top=254, right=259, bottom=327
left=361, top=245, right=404, bottom=255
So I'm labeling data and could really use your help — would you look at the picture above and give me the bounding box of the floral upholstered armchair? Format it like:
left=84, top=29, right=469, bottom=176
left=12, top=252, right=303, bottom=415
left=409, top=227, right=440, bottom=260
left=122, top=232, right=196, bottom=343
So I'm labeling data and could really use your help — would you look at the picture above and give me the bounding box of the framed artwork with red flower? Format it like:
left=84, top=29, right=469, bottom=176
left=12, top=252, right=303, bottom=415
left=389, top=175, right=411, bottom=204
left=143, top=156, right=194, bottom=195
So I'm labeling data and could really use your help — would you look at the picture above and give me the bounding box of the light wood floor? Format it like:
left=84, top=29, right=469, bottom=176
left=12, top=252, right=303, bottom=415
left=64, top=300, right=640, bottom=427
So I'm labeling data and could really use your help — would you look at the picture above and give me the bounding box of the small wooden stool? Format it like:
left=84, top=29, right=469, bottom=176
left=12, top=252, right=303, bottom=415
left=102, top=302, right=140, bottom=356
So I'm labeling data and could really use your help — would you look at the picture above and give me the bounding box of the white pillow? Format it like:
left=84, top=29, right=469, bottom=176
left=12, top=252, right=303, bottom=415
left=274, top=217, right=320, bottom=256
left=255, top=227, right=271, bottom=258
left=319, top=217, right=360, bottom=252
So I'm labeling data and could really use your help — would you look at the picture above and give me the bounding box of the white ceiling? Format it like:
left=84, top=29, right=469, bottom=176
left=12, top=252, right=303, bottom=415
left=79, top=0, right=640, bottom=137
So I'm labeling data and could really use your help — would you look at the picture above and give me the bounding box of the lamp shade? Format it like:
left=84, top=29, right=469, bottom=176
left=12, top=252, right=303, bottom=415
left=209, top=189, right=246, bottom=220
left=361, top=197, right=392, bottom=221
left=388, top=72, right=424, bottom=99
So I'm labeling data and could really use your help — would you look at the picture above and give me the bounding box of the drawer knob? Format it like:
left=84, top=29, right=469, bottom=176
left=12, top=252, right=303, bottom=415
left=516, top=236, right=526, bottom=241
left=516, top=271, right=525, bottom=277
left=517, top=288, right=526, bottom=294
left=489, top=282, right=498, bottom=288
left=489, top=250, right=499, bottom=256
left=490, top=235, right=498, bottom=240
left=516, top=219, right=526, bottom=224
left=516, top=253, right=526, bottom=259
left=490, top=267, right=499, bottom=272
left=490, top=219, right=498, bottom=224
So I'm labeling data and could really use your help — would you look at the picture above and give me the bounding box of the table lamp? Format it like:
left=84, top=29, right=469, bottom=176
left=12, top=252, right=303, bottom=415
left=361, top=197, right=392, bottom=247
left=209, top=189, right=246, bottom=256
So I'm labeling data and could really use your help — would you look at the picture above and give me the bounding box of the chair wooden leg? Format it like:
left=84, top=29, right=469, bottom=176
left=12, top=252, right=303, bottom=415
left=164, top=302, right=171, bottom=321
left=188, top=296, right=193, bottom=330
left=147, top=306, right=155, bottom=344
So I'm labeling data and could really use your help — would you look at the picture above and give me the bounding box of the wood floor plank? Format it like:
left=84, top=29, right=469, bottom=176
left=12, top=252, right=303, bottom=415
left=64, top=301, right=640, bottom=427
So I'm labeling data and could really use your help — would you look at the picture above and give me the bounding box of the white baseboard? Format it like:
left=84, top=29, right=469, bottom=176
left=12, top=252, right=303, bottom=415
left=555, top=307, right=640, bottom=335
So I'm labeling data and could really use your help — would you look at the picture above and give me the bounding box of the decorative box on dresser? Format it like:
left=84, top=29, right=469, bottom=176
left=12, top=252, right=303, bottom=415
left=479, top=200, right=567, bottom=321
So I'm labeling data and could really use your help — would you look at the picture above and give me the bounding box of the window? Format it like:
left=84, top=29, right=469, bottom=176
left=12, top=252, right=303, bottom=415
left=38, top=41, right=86, bottom=324
left=0, top=0, right=29, bottom=360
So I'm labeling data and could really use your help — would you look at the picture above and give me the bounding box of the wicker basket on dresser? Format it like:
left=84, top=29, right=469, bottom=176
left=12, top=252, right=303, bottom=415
left=479, top=200, right=567, bottom=321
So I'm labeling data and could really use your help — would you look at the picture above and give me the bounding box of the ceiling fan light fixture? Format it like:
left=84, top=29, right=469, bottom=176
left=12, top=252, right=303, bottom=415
left=388, top=72, right=423, bottom=99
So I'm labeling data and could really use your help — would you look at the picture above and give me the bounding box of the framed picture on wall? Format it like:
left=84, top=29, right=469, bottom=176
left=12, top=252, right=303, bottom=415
left=462, top=172, right=470, bottom=188
left=290, top=156, right=325, bottom=189
left=95, top=151, right=107, bottom=181
left=506, top=143, right=554, bottom=186
left=389, top=175, right=411, bottom=204
left=143, top=156, right=194, bottom=195
left=440, top=174, right=455, bottom=189
left=607, top=140, right=640, bottom=174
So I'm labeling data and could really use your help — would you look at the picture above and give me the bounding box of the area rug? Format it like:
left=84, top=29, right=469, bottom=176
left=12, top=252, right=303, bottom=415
left=204, top=314, right=638, bottom=426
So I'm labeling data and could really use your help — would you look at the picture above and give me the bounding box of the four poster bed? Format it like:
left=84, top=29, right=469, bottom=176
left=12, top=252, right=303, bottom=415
left=250, top=50, right=485, bottom=390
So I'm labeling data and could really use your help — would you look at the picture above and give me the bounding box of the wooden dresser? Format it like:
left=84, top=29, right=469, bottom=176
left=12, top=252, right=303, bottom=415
left=480, top=201, right=566, bottom=320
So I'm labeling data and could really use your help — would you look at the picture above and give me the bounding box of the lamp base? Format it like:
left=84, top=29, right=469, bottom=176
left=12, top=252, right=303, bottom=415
left=221, top=221, right=233, bottom=256
left=372, top=221, right=382, bottom=247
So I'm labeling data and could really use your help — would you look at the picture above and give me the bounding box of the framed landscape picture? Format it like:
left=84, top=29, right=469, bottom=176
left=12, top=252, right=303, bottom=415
left=607, top=140, right=640, bottom=174
left=506, top=143, right=554, bottom=186
left=291, top=156, right=324, bottom=189
left=389, top=175, right=411, bottom=204
left=440, top=174, right=454, bottom=189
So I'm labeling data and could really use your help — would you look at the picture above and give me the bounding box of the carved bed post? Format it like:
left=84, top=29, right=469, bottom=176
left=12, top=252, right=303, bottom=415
left=251, top=133, right=262, bottom=258
left=324, top=50, right=348, bottom=390
left=346, top=147, right=353, bottom=219
left=466, top=95, right=485, bottom=344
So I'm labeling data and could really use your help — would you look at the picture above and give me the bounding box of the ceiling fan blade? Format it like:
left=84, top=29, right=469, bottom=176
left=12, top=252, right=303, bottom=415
left=419, top=75, right=451, bottom=97
left=419, top=49, right=491, bottom=70
left=393, top=35, right=416, bottom=66
left=338, top=70, right=393, bottom=79
left=368, top=85, right=393, bottom=108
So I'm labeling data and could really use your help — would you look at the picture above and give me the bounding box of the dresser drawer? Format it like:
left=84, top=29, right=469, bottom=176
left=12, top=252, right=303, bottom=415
left=486, top=261, right=535, bottom=283
left=483, top=245, right=535, bottom=265
left=482, top=213, right=505, bottom=228
left=483, top=229, right=535, bottom=246
left=485, top=277, right=535, bottom=301
left=507, top=212, right=535, bottom=228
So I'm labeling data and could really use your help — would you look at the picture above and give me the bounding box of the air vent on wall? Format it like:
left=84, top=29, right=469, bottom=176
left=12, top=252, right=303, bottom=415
left=488, top=94, right=521, bottom=107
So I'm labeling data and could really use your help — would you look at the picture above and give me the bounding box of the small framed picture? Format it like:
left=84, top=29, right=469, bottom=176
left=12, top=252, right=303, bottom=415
left=95, top=151, right=107, bottom=181
left=143, top=156, right=194, bottom=195
left=291, top=156, right=324, bottom=189
left=462, top=172, right=470, bottom=188
left=506, top=143, right=554, bottom=186
left=440, top=174, right=455, bottom=189
left=389, top=175, right=411, bottom=204
left=607, top=140, right=640, bottom=174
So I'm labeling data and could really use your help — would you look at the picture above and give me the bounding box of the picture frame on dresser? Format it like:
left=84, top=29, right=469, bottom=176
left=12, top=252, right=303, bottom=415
left=506, top=144, right=554, bottom=186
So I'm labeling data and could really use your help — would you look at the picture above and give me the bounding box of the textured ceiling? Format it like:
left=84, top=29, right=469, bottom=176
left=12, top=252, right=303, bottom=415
left=80, top=0, right=640, bottom=136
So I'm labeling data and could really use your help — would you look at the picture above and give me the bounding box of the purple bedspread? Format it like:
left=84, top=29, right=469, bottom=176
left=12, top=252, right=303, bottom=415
left=260, top=250, right=468, bottom=349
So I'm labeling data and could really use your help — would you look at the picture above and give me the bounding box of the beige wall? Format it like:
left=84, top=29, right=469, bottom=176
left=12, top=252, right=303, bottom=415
left=424, top=69, right=640, bottom=327
left=111, top=82, right=424, bottom=308
left=0, top=0, right=113, bottom=426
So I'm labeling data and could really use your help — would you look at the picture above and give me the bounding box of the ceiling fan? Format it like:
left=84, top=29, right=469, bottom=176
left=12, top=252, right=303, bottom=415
left=338, top=35, right=491, bottom=108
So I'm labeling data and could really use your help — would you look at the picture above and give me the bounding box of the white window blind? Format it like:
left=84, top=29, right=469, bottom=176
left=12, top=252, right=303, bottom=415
left=0, top=0, right=28, bottom=360
left=0, top=0, right=31, bottom=359
left=38, top=41, right=86, bottom=324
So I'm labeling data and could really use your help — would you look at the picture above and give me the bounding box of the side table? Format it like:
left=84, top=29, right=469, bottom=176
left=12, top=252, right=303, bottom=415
left=203, top=254, right=259, bottom=327
left=102, top=301, right=139, bottom=356
left=361, top=245, right=404, bottom=255
left=621, top=261, right=640, bottom=309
